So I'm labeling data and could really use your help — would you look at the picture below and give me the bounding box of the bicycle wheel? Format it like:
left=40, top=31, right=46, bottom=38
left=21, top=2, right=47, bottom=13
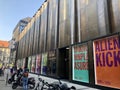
left=39, top=81, right=44, bottom=90
left=8, top=78, right=12, bottom=84
left=34, top=83, right=39, bottom=90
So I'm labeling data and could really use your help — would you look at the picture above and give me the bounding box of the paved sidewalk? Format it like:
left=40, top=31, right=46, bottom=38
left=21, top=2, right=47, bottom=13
left=0, top=76, right=13, bottom=90
left=0, top=74, right=100, bottom=90
left=29, top=73, right=100, bottom=90
left=0, top=76, right=24, bottom=90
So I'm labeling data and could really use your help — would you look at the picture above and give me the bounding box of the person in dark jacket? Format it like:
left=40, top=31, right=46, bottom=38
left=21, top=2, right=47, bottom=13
left=22, top=68, right=29, bottom=90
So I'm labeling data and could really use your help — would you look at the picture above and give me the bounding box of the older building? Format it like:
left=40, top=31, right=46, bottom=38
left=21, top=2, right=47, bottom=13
left=0, top=40, right=10, bottom=67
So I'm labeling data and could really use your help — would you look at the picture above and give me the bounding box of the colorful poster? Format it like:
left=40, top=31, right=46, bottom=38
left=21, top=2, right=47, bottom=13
left=72, top=44, right=89, bottom=83
left=31, top=56, right=36, bottom=73
left=93, top=35, right=120, bottom=89
left=41, top=53, right=47, bottom=75
left=35, top=54, right=41, bottom=74
left=28, top=56, right=32, bottom=72
left=22, top=58, right=25, bottom=69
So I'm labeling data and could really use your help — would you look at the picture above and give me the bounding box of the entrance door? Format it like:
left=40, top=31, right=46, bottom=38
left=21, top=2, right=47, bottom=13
left=58, top=47, right=69, bottom=79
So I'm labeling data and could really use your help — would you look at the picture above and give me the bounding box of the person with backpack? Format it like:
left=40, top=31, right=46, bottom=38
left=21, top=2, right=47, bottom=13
left=22, top=68, right=29, bottom=90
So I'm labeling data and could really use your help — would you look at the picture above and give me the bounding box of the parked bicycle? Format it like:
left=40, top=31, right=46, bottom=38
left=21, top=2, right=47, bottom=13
left=34, top=77, right=76, bottom=90
left=34, top=77, right=43, bottom=90
left=34, top=77, right=49, bottom=90
left=51, top=78, right=76, bottom=90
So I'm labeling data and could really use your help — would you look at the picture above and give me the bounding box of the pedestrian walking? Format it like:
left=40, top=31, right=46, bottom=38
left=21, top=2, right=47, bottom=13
left=4, top=66, right=10, bottom=85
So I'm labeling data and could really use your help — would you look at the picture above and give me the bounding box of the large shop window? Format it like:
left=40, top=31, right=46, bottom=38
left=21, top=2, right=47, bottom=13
left=48, top=51, right=56, bottom=76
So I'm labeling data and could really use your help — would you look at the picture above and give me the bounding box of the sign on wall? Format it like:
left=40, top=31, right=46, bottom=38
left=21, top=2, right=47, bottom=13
left=93, top=35, right=120, bottom=89
left=72, top=44, right=89, bottom=83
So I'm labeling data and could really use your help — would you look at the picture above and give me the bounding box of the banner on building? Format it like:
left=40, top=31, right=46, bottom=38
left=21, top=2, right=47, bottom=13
left=31, top=56, right=36, bottom=73
left=22, top=58, right=25, bottom=69
left=28, top=56, right=32, bottom=72
left=93, top=35, right=120, bottom=89
left=41, top=53, right=47, bottom=75
left=72, top=44, right=89, bottom=83
left=35, top=54, right=41, bottom=74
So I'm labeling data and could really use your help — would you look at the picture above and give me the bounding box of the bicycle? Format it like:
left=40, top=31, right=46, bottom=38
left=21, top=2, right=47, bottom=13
left=34, top=77, right=43, bottom=90
left=50, top=78, right=76, bottom=90
left=34, top=77, right=76, bottom=90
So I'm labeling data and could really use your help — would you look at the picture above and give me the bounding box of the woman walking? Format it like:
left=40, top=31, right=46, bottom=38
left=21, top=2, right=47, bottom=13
left=4, top=66, right=10, bottom=85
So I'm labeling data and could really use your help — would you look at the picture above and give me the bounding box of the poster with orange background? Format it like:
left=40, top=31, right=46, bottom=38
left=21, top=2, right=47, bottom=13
left=93, top=35, right=120, bottom=89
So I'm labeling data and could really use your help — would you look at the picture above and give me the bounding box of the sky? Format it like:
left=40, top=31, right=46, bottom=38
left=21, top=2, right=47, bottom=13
left=0, top=0, right=44, bottom=41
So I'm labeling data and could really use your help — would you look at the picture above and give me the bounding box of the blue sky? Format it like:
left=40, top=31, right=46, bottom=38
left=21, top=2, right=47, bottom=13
left=0, top=0, right=44, bottom=41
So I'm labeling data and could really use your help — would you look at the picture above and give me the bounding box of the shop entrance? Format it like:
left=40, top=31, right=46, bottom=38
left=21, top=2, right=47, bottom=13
left=58, top=47, right=69, bottom=79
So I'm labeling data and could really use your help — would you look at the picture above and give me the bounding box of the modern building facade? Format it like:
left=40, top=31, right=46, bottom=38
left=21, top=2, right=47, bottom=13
left=0, top=40, right=10, bottom=67
left=10, top=17, right=31, bottom=65
left=16, top=0, right=120, bottom=89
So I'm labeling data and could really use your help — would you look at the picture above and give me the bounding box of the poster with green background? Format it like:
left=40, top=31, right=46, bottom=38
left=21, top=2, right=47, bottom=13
left=72, top=44, right=89, bottom=83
